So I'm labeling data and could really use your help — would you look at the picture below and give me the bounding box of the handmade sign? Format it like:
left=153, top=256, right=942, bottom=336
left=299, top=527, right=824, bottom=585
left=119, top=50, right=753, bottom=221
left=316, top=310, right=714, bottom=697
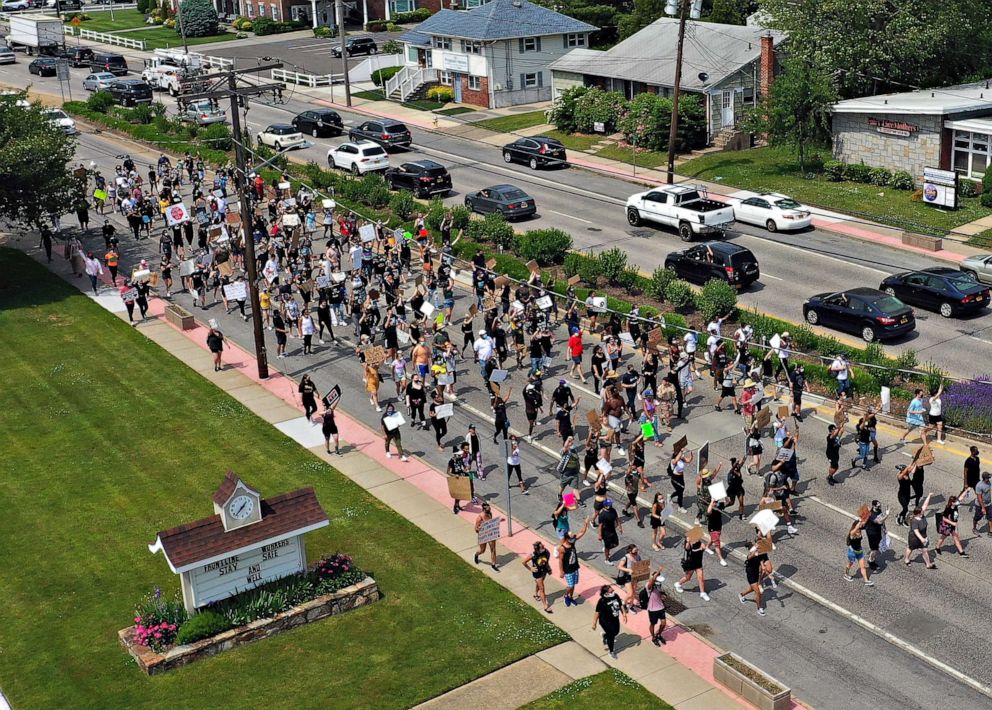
left=131, top=268, right=151, bottom=282
left=197, top=251, right=215, bottom=268
left=672, top=435, right=688, bottom=456
left=562, top=491, right=578, bottom=509
left=322, top=384, right=342, bottom=409
left=217, top=261, right=234, bottom=277
left=383, top=412, right=406, bottom=431
left=322, top=198, right=335, bottom=209
left=775, top=447, right=795, bottom=462
left=93, top=188, right=107, bottom=202
left=755, top=407, right=772, bottom=430
left=437, top=373, right=455, bottom=386
left=697, top=441, right=710, bottom=473
left=913, top=444, right=935, bottom=467
left=526, top=259, right=540, bottom=274
left=223, top=281, right=248, bottom=301
left=263, top=264, right=278, bottom=284
left=331, top=272, right=346, bottom=283
left=482, top=295, right=499, bottom=312
left=226, top=211, right=241, bottom=226
left=316, top=275, right=331, bottom=289
left=658, top=500, right=674, bottom=523
left=751, top=509, right=779, bottom=534
left=359, top=223, right=376, bottom=242
left=495, top=276, right=510, bottom=288
left=165, top=203, right=190, bottom=226
left=589, top=296, right=607, bottom=313
left=619, top=332, right=635, bottom=346
left=759, top=500, right=786, bottom=512
left=435, top=403, right=454, bottom=419
left=536, top=295, right=553, bottom=310
left=708, top=481, right=728, bottom=501
left=488, top=369, right=509, bottom=383
left=477, top=517, right=502, bottom=545
left=880, top=386, right=891, bottom=414
left=640, top=421, right=656, bottom=439
left=469, top=304, right=478, bottom=316
left=769, top=333, right=782, bottom=355
left=447, top=475, right=473, bottom=501
left=568, top=275, right=582, bottom=286
left=587, top=409, right=602, bottom=429
left=755, top=537, right=774, bottom=554
left=282, top=213, right=300, bottom=227
left=207, top=225, right=225, bottom=242
left=595, top=459, right=612, bottom=474
left=485, top=258, right=497, bottom=270
left=397, top=328, right=412, bottom=345
left=420, top=301, right=435, bottom=317
left=120, top=287, right=138, bottom=302
left=278, top=181, right=291, bottom=191
left=833, top=408, right=847, bottom=426
left=686, top=525, right=705, bottom=544
left=364, top=346, right=387, bottom=367
left=631, top=559, right=652, bottom=584
left=179, top=259, right=196, bottom=277
left=778, top=405, right=789, bottom=419
left=647, top=327, right=665, bottom=347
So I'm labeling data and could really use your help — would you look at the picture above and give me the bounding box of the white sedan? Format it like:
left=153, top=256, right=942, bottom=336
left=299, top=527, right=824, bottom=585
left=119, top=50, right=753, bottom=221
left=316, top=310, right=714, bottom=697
left=734, top=192, right=813, bottom=232
left=327, top=141, right=390, bottom=175
left=256, top=123, right=305, bottom=151
left=43, top=109, right=78, bottom=135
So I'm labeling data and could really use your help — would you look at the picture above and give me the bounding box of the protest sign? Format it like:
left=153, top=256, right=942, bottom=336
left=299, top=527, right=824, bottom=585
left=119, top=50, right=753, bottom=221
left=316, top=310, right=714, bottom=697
left=834, top=408, right=847, bottom=426
left=278, top=181, right=291, bottom=191
left=477, top=518, right=502, bottom=545
left=778, top=405, right=789, bottom=419
left=562, top=491, right=578, bottom=510
left=420, top=301, right=435, bottom=317
left=536, top=295, right=553, bottom=310
left=179, top=259, right=196, bottom=277
left=755, top=537, right=774, bottom=554
left=913, top=444, right=935, bottom=466
left=595, top=459, right=612, bottom=474
left=755, top=407, right=772, bottom=430
left=589, top=296, right=607, bottom=313
left=686, top=525, right=705, bottom=544
left=217, top=261, right=234, bottom=277
left=435, top=403, right=454, bottom=419
left=640, top=421, right=656, bottom=439
left=322, top=198, right=335, bottom=209
left=131, top=268, right=151, bottom=283
left=359, top=224, right=376, bottom=242
left=697, top=441, right=710, bottom=472
left=120, top=288, right=138, bottom=302
left=282, top=213, right=300, bottom=227
left=751, top=509, right=779, bottom=535
left=568, top=275, right=582, bottom=286
left=364, top=346, right=386, bottom=367
left=485, top=258, right=497, bottom=270
left=488, top=369, right=509, bottom=383
left=316, top=275, right=331, bottom=289
left=775, top=447, right=795, bottom=462
left=658, top=500, right=674, bottom=523
left=322, top=385, right=342, bottom=409
left=586, top=409, right=602, bottom=430
left=631, top=559, right=652, bottom=583
left=223, top=282, right=248, bottom=301
left=672, top=435, right=688, bottom=457
left=383, top=412, right=406, bottom=431
left=495, top=276, right=509, bottom=288
left=447, top=475, right=473, bottom=501
left=708, top=481, right=727, bottom=501
left=526, top=259, right=540, bottom=274
left=165, top=203, right=189, bottom=226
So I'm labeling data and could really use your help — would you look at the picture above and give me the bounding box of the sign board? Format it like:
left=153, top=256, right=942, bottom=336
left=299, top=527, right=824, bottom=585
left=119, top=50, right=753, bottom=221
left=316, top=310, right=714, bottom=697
left=526, top=259, right=540, bottom=274
left=359, top=223, right=376, bottom=242
left=595, top=459, right=612, bottom=474
left=777, top=405, right=789, bottom=419
left=833, top=408, right=847, bottom=426
left=217, top=260, right=234, bottom=278
left=384, top=412, right=406, bottom=431
left=686, top=525, right=705, bottom=544
left=755, top=537, right=774, bottom=554
left=589, top=296, right=607, bottom=313
left=282, top=213, right=300, bottom=227
left=562, top=491, right=578, bottom=509
left=495, top=276, right=510, bottom=288
left=593, top=121, right=606, bottom=133
left=322, top=384, right=342, bottom=409
left=536, top=295, right=553, bottom=310
left=774, top=446, right=795, bottom=462
left=708, top=481, right=727, bottom=501
left=658, top=500, right=673, bottom=523
left=913, top=444, right=935, bottom=467
left=435, top=403, right=454, bottom=419
left=867, top=117, right=918, bottom=136
left=568, top=275, right=582, bottom=286
left=755, top=407, right=771, bottom=430
left=922, top=167, right=957, bottom=209
left=586, top=409, right=602, bottom=429
left=441, top=53, right=470, bottom=73
left=420, top=301, right=435, bottom=317
left=631, top=558, right=651, bottom=583
left=120, top=288, right=138, bottom=302
left=488, top=369, right=509, bottom=383
left=165, top=203, right=190, bottom=226
left=750, top=509, right=779, bottom=535
left=188, top=536, right=305, bottom=608
left=364, top=345, right=386, bottom=367
left=447, top=475, right=473, bottom=501
left=485, top=258, right=497, bottom=270
left=278, top=181, right=291, bottom=191
left=56, top=59, right=70, bottom=82
left=880, top=386, right=891, bottom=414
left=179, top=259, right=196, bottom=277
left=477, top=517, right=502, bottom=545
left=671, top=435, right=688, bottom=457
left=697, top=441, right=709, bottom=473
left=223, top=282, right=248, bottom=301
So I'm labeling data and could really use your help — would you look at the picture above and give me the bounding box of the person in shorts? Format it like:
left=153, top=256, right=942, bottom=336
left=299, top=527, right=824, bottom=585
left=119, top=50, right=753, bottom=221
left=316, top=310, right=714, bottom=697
left=646, top=568, right=668, bottom=645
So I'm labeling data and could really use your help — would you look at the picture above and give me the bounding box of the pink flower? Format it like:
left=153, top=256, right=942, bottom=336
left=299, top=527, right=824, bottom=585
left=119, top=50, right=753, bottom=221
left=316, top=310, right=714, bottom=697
left=154, top=632, right=162, bottom=639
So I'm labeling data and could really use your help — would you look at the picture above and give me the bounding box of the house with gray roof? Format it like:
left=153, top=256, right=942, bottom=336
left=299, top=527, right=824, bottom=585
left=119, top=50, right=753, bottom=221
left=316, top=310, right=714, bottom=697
left=393, top=0, right=597, bottom=108
left=549, top=18, right=786, bottom=144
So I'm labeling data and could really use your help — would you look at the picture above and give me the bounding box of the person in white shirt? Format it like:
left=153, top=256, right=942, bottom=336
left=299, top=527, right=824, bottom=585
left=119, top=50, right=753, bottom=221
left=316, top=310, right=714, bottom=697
left=349, top=243, right=363, bottom=272
left=301, top=313, right=316, bottom=355
left=683, top=331, right=701, bottom=379
left=829, top=354, right=851, bottom=397
left=928, top=384, right=945, bottom=443
left=82, top=252, right=104, bottom=294
left=474, top=331, right=494, bottom=376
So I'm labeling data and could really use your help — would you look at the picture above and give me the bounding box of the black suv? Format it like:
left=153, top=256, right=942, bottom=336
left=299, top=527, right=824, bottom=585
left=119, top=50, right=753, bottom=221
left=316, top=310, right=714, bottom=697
left=89, top=52, right=128, bottom=76
left=502, top=135, right=567, bottom=170
left=291, top=108, right=343, bottom=137
left=330, top=36, right=378, bottom=57
left=385, top=160, right=452, bottom=198
left=109, top=79, right=152, bottom=106
left=57, top=46, right=94, bottom=67
left=665, top=242, right=760, bottom=288
left=348, top=119, right=412, bottom=151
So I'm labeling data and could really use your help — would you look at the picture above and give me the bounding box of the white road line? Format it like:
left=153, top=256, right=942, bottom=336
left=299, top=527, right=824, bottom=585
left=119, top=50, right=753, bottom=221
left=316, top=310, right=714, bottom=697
left=969, top=336, right=992, bottom=346
left=549, top=210, right=592, bottom=224
left=286, top=43, right=329, bottom=50
left=807, top=495, right=907, bottom=543
left=762, top=273, right=784, bottom=281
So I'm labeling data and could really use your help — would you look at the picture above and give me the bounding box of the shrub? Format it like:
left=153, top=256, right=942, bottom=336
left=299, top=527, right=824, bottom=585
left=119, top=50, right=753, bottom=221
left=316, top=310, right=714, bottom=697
left=371, top=66, right=402, bottom=87
left=664, top=279, right=694, bottom=309
left=984, top=170, right=992, bottom=196
left=944, top=375, right=992, bottom=435
left=381, top=39, right=402, bottom=55
left=844, top=162, right=872, bottom=183
left=393, top=8, right=431, bottom=22
left=889, top=170, right=914, bottom=190
left=355, top=172, right=390, bottom=208
left=388, top=190, right=417, bottom=220
left=174, top=610, right=232, bottom=646
left=313, top=25, right=333, bottom=38
left=252, top=140, right=288, bottom=171
left=232, top=16, right=252, bottom=30
left=823, top=160, right=845, bottom=181
left=868, top=167, right=891, bottom=186
left=426, top=86, right=454, bottom=103
left=617, top=267, right=641, bottom=291
left=695, top=278, right=737, bottom=321
left=574, top=87, right=625, bottom=134
left=619, top=92, right=706, bottom=152
left=597, top=247, right=628, bottom=283
left=958, top=179, right=978, bottom=198
left=547, top=85, right=587, bottom=134
left=662, top=312, right=688, bottom=339
left=982, top=192, right=992, bottom=208
left=178, top=0, right=218, bottom=36
left=87, top=90, right=115, bottom=113
left=517, top=228, right=572, bottom=264
left=648, top=265, right=675, bottom=300
left=122, top=102, right=154, bottom=124
left=563, top=251, right=601, bottom=284
left=467, top=211, right=515, bottom=250
left=199, top=122, right=233, bottom=151
left=137, top=0, right=151, bottom=12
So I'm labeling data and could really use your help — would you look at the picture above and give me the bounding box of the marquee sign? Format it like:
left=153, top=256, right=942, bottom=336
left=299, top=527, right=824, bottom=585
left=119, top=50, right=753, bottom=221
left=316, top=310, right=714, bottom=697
left=867, top=117, right=919, bottom=137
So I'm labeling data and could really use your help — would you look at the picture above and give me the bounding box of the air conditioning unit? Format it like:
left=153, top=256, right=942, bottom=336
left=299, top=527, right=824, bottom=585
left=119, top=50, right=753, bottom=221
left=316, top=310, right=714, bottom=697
left=494, top=83, right=502, bottom=91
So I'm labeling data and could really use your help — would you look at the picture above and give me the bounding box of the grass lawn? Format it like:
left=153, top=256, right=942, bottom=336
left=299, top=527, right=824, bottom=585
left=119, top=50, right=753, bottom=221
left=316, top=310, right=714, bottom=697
left=474, top=110, right=548, bottom=133
left=541, top=129, right=601, bottom=153
left=128, top=27, right=241, bottom=50
left=521, top=671, right=670, bottom=709
left=0, top=247, right=567, bottom=709
left=677, top=145, right=992, bottom=235
left=596, top=142, right=669, bottom=169
left=74, top=9, right=149, bottom=33
left=967, top=230, right=992, bottom=248
left=354, top=89, right=386, bottom=101
left=437, top=106, right=477, bottom=116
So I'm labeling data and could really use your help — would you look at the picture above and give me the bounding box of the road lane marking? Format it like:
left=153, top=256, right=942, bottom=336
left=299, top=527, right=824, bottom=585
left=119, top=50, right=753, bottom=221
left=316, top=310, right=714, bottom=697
left=969, top=336, right=992, bottom=345
left=549, top=210, right=592, bottom=224
left=762, top=273, right=784, bottom=281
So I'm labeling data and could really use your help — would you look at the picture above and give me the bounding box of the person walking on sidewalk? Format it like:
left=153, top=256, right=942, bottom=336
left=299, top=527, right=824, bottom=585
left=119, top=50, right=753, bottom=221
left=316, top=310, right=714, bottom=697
left=473, top=502, right=499, bottom=571
left=314, top=397, right=340, bottom=455
left=592, top=585, right=627, bottom=660
left=558, top=516, right=591, bottom=607
left=844, top=515, right=875, bottom=586
left=298, top=375, right=320, bottom=419
left=380, top=403, right=409, bottom=462
left=104, top=247, right=119, bottom=286
left=522, top=540, right=553, bottom=613
left=646, top=568, right=668, bottom=644
left=83, top=252, right=104, bottom=295
left=904, top=494, right=937, bottom=569
left=447, top=442, right=472, bottom=514
left=597, top=499, right=622, bottom=564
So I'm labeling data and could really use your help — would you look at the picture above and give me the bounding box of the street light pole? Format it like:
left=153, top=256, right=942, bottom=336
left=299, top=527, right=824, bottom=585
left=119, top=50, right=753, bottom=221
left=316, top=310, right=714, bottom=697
left=175, top=0, right=190, bottom=54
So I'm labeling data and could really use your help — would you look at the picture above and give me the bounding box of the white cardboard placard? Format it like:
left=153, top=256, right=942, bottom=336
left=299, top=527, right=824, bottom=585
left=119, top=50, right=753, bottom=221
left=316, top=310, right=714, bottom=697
left=384, top=412, right=406, bottom=430
left=708, top=481, right=727, bottom=501
left=223, top=282, right=248, bottom=301
left=750, top=509, right=779, bottom=535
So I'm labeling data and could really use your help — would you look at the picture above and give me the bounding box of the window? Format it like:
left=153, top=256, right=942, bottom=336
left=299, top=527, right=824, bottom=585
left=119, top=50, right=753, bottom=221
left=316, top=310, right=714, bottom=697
left=390, top=0, right=415, bottom=13
left=270, top=3, right=279, bottom=20
left=462, top=40, right=481, bottom=54
left=953, top=129, right=992, bottom=179
left=257, top=2, right=265, bottom=15
left=564, top=33, right=585, bottom=48
left=433, top=36, right=451, bottom=50
left=468, top=75, right=481, bottom=90
left=521, top=72, right=540, bottom=88
left=462, top=0, right=491, bottom=7
left=520, top=37, right=538, bottom=52
left=438, top=71, right=452, bottom=86
left=246, top=1, right=254, bottom=16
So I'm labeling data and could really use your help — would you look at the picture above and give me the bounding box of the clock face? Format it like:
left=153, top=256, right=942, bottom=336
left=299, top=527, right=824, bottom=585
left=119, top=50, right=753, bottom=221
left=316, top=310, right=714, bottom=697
left=228, top=495, right=254, bottom=521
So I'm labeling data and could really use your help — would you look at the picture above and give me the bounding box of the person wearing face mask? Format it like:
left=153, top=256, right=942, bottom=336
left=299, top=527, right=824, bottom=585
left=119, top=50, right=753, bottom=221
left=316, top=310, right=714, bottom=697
left=558, top=515, right=592, bottom=607
left=935, top=496, right=969, bottom=557
left=592, top=584, right=628, bottom=660
left=864, top=500, right=889, bottom=572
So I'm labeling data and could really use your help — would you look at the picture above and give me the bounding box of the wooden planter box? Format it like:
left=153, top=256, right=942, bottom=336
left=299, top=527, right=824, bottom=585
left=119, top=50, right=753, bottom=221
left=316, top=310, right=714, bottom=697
left=901, top=231, right=943, bottom=252
left=713, top=653, right=791, bottom=710
left=164, top=303, right=196, bottom=331
left=120, top=576, right=380, bottom=675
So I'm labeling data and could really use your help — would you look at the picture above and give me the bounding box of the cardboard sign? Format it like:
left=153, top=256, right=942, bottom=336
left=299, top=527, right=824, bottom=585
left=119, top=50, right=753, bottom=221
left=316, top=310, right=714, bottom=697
left=120, top=288, right=138, bottom=302
left=751, top=509, right=779, bottom=535
left=759, top=500, right=786, bottom=512
left=384, top=412, right=406, bottom=431
left=778, top=405, right=789, bottom=419
left=322, top=384, right=342, bottom=409
left=485, top=258, right=497, bottom=270
left=359, top=223, right=376, bottom=242
left=316, top=275, right=331, bottom=289
left=435, top=403, right=454, bottom=419
left=364, top=346, right=386, bottom=367
left=282, top=213, right=300, bottom=227
left=697, top=441, right=710, bottom=473
left=447, top=475, right=473, bottom=501
left=536, top=295, right=553, bottom=310
left=217, top=261, right=234, bottom=277
left=774, top=447, right=795, bottom=462
left=179, top=259, right=196, bottom=277
left=526, top=259, right=540, bottom=274
left=562, top=491, right=578, bottom=509
left=754, top=407, right=772, bottom=430
left=913, top=445, right=935, bottom=467
left=165, top=203, right=190, bottom=226
left=420, top=301, right=436, bottom=317
left=587, top=409, right=602, bottom=430
left=477, top=517, right=502, bottom=545
left=482, top=295, right=499, bottom=312
left=223, top=282, right=248, bottom=301
left=833, top=408, right=847, bottom=426
left=631, top=559, right=652, bottom=583
left=488, top=369, right=509, bottom=383
left=755, top=537, right=774, bottom=554
left=595, top=459, right=612, bottom=474
left=672, top=435, right=688, bottom=457
left=495, top=276, right=510, bottom=288
left=568, top=275, right=582, bottom=286
left=686, top=525, right=705, bottom=544
left=647, top=327, right=665, bottom=347
left=708, top=481, right=727, bottom=501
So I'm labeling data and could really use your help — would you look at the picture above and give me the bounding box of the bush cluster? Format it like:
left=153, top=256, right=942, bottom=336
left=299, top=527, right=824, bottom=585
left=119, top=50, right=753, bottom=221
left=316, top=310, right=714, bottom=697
left=823, top=160, right=915, bottom=190
left=178, top=0, right=218, bottom=37
left=426, top=86, right=454, bottom=103
left=392, top=8, right=431, bottom=22
left=516, top=228, right=572, bottom=264
left=371, top=66, right=402, bottom=87
left=313, top=25, right=333, bottom=38
left=174, top=610, right=231, bottom=646
left=251, top=17, right=306, bottom=35
left=231, top=16, right=254, bottom=31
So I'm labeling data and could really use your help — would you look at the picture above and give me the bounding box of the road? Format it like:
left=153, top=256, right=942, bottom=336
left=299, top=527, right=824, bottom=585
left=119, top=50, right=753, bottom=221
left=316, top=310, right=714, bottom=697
left=8, top=120, right=991, bottom=710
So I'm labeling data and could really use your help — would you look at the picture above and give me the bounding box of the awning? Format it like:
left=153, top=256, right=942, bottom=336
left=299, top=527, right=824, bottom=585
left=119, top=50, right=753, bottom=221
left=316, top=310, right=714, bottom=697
left=944, top=118, right=992, bottom=134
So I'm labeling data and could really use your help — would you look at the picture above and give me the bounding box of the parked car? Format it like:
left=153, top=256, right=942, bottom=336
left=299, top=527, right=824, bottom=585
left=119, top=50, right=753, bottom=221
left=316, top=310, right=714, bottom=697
left=733, top=192, right=813, bottom=232
left=2, top=0, right=32, bottom=10
left=291, top=108, right=343, bottom=137
left=330, top=36, right=378, bottom=57
left=88, top=52, right=128, bottom=76
left=43, top=107, right=77, bottom=135
left=327, top=141, right=390, bottom=175
left=82, top=71, right=117, bottom=92
left=502, top=135, right=567, bottom=170
left=879, top=267, right=989, bottom=318
left=57, top=45, right=94, bottom=67
left=179, top=98, right=226, bottom=126
left=384, top=160, right=452, bottom=197
left=625, top=184, right=736, bottom=241
left=664, top=241, right=760, bottom=288
left=464, top=184, right=536, bottom=220
left=46, top=0, right=82, bottom=8
left=803, top=287, right=915, bottom=342
left=0, top=47, right=17, bottom=65
left=348, top=119, right=411, bottom=151
left=960, top=253, right=992, bottom=285
left=108, top=78, right=152, bottom=106
left=256, top=123, right=305, bottom=150
left=28, top=56, right=57, bottom=76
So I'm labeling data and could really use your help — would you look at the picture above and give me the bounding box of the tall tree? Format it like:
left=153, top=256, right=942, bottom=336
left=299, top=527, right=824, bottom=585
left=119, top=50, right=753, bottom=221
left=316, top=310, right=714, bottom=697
left=178, top=0, right=218, bottom=37
left=706, top=0, right=756, bottom=25
left=618, top=0, right=667, bottom=40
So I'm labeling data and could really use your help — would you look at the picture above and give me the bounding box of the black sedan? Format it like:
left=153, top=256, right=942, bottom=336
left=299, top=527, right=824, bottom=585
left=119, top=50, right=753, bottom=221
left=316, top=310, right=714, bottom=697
left=28, top=57, right=58, bottom=76
left=464, top=184, right=536, bottom=220
left=385, top=160, right=452, bottom=198
left=348, top=119, right=412, bottom=151
left=803, top=287, right=915, bottom=342
left=879, top=267, right=990, bottom=318
left=291, top=108, right=343, bottom=138
left=502, top=135, right=567, bottom=170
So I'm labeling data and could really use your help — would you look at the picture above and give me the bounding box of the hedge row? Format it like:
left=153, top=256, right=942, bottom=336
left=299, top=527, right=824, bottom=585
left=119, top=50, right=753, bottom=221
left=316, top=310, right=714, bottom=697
left=823, top=160, right=914, bottom=190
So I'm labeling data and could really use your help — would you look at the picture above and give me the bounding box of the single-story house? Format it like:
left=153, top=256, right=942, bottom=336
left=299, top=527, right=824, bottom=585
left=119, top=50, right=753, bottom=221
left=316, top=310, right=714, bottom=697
left=549, top=18, right=785, bottom=144
left=395, top=0, right=597, bottom=108
left=831, top=81, right=992, bottom=183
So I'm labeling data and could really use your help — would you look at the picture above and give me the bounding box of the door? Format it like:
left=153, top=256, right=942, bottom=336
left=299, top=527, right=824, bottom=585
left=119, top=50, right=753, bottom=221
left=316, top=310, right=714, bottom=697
left=642, top=191, right=669, bottom=223
left=453, top=73, right=462, bottom=103
left=721, top=90, right=735, bottom=128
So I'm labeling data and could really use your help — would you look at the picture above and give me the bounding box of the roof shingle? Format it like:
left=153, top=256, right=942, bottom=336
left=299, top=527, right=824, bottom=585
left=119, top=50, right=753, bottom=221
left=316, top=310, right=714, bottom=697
left=410, top=0, right=596, bottom=42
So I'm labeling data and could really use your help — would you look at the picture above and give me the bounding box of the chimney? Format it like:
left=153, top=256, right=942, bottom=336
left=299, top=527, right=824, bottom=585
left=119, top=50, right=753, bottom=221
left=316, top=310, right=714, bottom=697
left=759, top=34, right=775, bottom=99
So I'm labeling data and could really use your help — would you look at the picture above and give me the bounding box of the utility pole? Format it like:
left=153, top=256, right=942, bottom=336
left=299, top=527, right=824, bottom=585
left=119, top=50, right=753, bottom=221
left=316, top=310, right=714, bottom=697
left=664, top=0, right=701, bottom=185
left=336, top=0, right=352, bottom=106
left=181, top=64, right=286, bottom=379
left=175, top=1, right=190, bottom=54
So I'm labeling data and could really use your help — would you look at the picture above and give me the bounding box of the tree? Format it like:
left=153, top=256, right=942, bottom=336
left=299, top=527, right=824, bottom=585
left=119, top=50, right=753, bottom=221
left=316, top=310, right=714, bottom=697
left=706, top=0, right=756, bottom=25
left=178, top=0, right=218, bottom=38
left=0, top=94, right=78, bottom=229
left=618, top=0, right=666, bottom=40
left=745, top=58, right=835, bottom=172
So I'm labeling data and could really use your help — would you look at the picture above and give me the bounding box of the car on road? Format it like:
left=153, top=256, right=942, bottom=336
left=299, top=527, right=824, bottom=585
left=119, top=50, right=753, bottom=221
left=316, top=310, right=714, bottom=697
left=327, top=141, right=390, bottom=175
left=88, top=52, right=128, bottom=76
left=0, top=47, right=17, bottom=65
left=330, top=36, right=378, bottom=57
left=1, top=0, right=32, bottom=10
left=664, top=242, right=760, bottom=288
left=256, top=123, right=305, bottom=151
left=82, top=71, right=117, bottom=92
left=179, top=98, right=226, bottom=126
left=501, top=135, right=567, bottom=170
left=625, top=184, right=736, bottom=241
left=879, top=267, right=990, bottom=318
left=733, top=192, right=813, bottom=232
left=28, top=57, right=58, bottom=76
left=57, top=45, right=94, bottom=67
left=43, top=108, right=77, bottom=135
left=108, top=78, right=153, bottom=106
left=464, top=184, right=536, bottom=220
left=960, top=253, right=992, bottom=285
left=384, top=160, right=452, bottom=197
left=348, top=119, right=412, bottom=151
left=291, top=108, right=343, bottom=137
left=803, top=287, right=915, bottom=342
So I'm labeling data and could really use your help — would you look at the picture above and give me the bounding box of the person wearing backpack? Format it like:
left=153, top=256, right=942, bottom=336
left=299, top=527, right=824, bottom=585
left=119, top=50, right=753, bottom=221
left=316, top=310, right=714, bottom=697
left=615, top=544, right=641, bottom=610
left=764, top=467, right=799, bottom=535
left=523, top=541, right=554, bottom=614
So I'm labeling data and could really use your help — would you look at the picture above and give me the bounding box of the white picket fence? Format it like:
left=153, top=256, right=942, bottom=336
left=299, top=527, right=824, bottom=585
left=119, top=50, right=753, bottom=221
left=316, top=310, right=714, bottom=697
left=271, top=68, right=342, bottom=88
left=65, top=26, right=146, bottom=50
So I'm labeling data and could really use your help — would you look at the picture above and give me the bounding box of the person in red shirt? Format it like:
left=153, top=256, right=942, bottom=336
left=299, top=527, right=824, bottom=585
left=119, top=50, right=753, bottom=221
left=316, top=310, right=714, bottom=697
left=567, top=327, right=587, bottom=384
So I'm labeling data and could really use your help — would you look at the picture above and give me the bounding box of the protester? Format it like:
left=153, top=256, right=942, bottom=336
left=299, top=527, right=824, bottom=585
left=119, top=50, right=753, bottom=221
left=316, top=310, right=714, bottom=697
left=522, top=540, right=553, bottom=613
left=591, top=584, right=627, bottom=659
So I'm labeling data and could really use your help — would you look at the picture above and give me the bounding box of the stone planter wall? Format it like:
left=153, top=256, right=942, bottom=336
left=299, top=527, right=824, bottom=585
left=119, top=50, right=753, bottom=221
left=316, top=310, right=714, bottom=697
left=713, top=653, right=791, bottom=710
left=164, top=303, right=196, bottom=331
left=120, top=576, right=380, bottom=675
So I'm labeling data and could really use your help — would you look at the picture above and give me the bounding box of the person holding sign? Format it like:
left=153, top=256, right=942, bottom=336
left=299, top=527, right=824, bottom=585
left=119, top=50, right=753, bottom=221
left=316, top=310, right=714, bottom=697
left=522, top=541, right=553, bottom=613
left=313, top=396, right=341, bottom=456
left=705, top=498, right=729, bottom=567
left=903, top=493, right=938, bottom=569
left=558, top=515, right=592, bottom=607
left=646, top=568, right=668, bottom=644
left=428, top=392, right=449, bottom=451
left=615, top=544, right=643, bottom=609
left=380, top=404, right=409, bottom=462
left=473, top=502, right=500, bottom=571
left=844, top=517, right=875, bottom=586
left=119, top=282, right=137, bottom=325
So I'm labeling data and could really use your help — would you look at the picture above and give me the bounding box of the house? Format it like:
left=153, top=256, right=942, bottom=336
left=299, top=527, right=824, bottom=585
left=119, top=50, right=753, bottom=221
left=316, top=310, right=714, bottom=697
left=549, top=18, right=785, bottom=144
left=393, top=0, right=597, bottom=108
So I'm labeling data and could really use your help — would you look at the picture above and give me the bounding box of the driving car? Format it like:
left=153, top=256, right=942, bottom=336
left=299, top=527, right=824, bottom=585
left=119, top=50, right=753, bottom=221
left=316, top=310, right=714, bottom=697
left=664, top=242, right=760, bottom=288
left=327, top=141, right=390, bottom=175
left=348, top=119, right=411, bottom=151
left=57, top=46, right=94, bottom=67
left=803, top=287, right=915, bottom=342
left=108, top=78, right=152, bottom=106
left=960, top=253, right=992, bottom=285
left=384, top=160, right=452, bottom=197
left=256, top=123, right=305, bottom=150
left=179, top=99, right=226, bottom=126
left=82, top=71, right=117, bottom=91
left=0, top=47, right=16, bottom=65
left=43, top=108, right=78, bottom=135
left=330, top=36, right=378, bottom=57
left=733, top=192, right=813, bottom=232
left=464, top=184, right=536, bottom=220
left=879, top=267, right=989, bottom=318
left=291, top=108, right=343, bottom=137
left=28, top=57, right=58, bottom=76
left=501, top=135, right=567, bottom=170
left=88, top=52, right=128, bottom=76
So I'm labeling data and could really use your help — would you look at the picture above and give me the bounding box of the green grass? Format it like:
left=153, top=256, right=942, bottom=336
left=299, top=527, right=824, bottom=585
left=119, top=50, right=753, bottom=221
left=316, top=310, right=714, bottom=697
left=520, top=671, right=670, bottom=709
left=436, top=106, right=477, bottom=116
left=73, top=9, right=149, bottom=33
left=402, top=98, right=449, bottom=112
left=596, top=142, right=669, bottom=169
left=474, top=110, right=548, bottom=132
left=354, top=89, right=386, bottom=101
left=0, top=247, right=567, bottom=709
left=541, top=129, right=601, bottom=152
left=967, top=229, right=992, bottom=248
left=127, top=27, right=240, bottom=50
left=677, top=145, right=992, bottom=235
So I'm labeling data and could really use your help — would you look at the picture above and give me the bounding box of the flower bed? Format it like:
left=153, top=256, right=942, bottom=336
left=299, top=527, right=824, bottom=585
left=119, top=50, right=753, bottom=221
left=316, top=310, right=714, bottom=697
left=713, top=653, right=790, bottom=710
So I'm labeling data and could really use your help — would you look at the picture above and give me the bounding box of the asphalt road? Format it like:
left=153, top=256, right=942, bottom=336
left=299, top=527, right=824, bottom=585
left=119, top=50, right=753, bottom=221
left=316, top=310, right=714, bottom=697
left=9, top=123, right=992, bottom=710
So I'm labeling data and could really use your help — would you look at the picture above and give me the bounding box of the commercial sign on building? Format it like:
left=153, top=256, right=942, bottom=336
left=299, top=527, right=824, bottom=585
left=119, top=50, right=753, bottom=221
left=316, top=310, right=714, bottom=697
left=441, top=53, right=470, bottom=73
left=867, top=117, right=919, bottom=137
left=922, top=167, right=958, bottom=209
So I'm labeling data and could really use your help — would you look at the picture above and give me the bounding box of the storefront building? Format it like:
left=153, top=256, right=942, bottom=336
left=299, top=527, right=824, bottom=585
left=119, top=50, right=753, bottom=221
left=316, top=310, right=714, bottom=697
left=831, top=80, right=992, bottom=184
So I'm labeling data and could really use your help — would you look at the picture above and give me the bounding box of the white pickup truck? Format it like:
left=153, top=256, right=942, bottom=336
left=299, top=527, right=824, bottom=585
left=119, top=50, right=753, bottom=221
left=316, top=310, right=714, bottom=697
left=625, top=184, right=736, bottom=241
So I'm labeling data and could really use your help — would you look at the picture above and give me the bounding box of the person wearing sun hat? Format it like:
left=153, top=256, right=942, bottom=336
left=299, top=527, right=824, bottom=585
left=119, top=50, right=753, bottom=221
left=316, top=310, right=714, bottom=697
left=740, top=378, right=759, bottom=425
left=695, top=464, right=719, bottom=523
